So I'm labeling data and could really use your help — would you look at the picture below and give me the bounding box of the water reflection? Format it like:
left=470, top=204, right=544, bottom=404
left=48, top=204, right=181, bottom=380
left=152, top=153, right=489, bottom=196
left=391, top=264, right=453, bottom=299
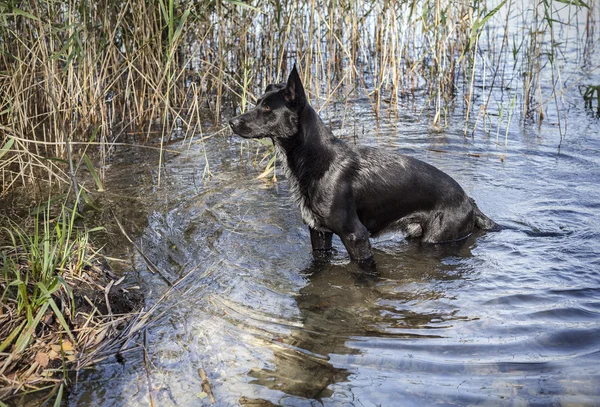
left=246, top=236, right=479, bottom=401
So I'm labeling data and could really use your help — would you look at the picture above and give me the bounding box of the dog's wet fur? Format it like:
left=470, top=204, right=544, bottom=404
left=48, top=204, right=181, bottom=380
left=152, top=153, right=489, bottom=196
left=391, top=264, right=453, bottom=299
left=229, top=65, right=495, bottom=266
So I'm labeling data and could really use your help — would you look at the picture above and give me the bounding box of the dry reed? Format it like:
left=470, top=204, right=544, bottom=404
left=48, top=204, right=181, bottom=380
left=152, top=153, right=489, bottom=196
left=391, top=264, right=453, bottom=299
left=1, top=0, right=597, bottom=195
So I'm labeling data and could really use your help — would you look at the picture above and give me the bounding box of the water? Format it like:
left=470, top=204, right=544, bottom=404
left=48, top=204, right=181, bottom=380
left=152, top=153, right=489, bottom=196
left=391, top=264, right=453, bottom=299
left=65, top=89, right=600, bottom=406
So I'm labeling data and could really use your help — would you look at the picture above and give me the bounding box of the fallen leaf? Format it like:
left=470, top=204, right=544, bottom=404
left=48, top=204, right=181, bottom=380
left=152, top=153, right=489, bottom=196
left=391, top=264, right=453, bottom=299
left=48, top=349, right=60, bottom=360
left=62, top=341, right=74, bottom=352
left=35, top=352, right=49, bottom=368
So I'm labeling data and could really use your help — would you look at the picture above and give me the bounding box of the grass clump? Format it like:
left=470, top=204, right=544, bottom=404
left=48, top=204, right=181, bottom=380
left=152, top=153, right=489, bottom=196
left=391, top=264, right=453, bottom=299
left=0, top=200, right=141, bottom=403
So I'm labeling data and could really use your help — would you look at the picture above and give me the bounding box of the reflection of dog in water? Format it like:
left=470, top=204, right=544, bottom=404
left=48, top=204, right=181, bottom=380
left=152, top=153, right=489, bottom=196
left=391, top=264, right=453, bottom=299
left=229, top=65, right=495, bottom=267
left=243, top=241, right=474, bottom=402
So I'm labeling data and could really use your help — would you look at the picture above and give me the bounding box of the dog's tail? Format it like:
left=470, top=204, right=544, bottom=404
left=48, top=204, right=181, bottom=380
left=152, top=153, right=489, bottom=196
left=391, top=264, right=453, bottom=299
left=471, top=198, right=497, bottom=230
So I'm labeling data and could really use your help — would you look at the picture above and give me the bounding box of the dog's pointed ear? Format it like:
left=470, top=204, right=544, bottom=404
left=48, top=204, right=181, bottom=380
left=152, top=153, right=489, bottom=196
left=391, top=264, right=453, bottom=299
left=284, top=64, right=306, bottom=108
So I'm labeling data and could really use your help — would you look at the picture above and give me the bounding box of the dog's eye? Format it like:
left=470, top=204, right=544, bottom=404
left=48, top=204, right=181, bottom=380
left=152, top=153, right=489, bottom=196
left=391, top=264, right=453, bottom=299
left=263, top=105, right=271, bottom=112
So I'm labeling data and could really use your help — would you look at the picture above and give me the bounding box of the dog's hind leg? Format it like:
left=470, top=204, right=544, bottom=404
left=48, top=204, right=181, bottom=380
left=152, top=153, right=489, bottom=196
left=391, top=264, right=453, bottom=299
left=422, top=207, right=474, bottom=243
left=471, top=199, right=496, bottom=230
left=405, top=223, right=423, bottom=238
left=389, top=215, right=423, bottom=239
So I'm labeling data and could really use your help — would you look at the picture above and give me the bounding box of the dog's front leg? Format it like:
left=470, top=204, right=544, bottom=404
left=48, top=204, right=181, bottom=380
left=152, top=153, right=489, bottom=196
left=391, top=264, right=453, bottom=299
left=339, top=221, right=375, bottom=268
left=310, top=228, right=333, bottom=259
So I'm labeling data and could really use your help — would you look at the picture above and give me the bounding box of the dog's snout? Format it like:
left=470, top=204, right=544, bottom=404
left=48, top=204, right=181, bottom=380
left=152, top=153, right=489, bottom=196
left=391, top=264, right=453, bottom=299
left=229, top=117, right=241, bottom=129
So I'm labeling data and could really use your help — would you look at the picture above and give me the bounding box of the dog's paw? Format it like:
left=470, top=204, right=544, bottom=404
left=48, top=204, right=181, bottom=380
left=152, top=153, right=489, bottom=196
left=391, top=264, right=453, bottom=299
left=356, top=256, right=377, bottom=271
left=312, top=248, right=335, bottom=262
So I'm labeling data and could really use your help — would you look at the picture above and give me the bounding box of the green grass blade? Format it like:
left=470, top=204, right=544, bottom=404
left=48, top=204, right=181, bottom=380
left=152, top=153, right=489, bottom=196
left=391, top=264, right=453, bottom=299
left=53, top=382, right=64, bottom=407
left=223, top=0, right=261, bottom=12
left=83, top=154, right=104, bottom=192
left=0, top=136, right=15, bottom=160
left=4, top=7, right=41, bottom=21
left=554, top=0, right=589, bottom=8
left=37, top=282, right=77, bottom=344
left=14, top=302, right=49, bottom=354
left=0, top=320, right=26, bottom=353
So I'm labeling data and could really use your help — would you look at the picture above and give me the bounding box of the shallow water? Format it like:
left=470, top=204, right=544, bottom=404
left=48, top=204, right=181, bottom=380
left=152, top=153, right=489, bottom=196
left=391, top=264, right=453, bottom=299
left=65, top=90, right=600, bottom=406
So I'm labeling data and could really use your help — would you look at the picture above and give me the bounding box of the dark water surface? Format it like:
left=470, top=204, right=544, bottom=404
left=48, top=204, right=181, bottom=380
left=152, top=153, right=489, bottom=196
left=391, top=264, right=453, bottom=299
left=67, top=94, right=600, bottom=406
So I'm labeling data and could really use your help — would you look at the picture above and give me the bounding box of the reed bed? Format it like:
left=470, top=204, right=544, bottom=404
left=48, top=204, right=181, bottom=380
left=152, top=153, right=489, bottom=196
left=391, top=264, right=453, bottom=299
left=1, top=0, right=597, bottom=194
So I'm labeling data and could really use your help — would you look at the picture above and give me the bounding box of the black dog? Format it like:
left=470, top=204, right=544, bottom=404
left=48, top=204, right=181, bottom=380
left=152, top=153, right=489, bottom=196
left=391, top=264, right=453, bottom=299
left=229, top=66, right=495, bottom=266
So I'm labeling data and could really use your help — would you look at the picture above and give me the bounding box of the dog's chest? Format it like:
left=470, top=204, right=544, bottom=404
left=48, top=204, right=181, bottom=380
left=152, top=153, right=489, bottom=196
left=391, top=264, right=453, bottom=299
left=274, top=145, right=328, bottom=231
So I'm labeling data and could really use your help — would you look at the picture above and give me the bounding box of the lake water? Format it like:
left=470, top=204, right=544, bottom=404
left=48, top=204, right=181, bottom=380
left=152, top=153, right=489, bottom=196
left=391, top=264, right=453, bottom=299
left=66, top=85, right=600, bottom=406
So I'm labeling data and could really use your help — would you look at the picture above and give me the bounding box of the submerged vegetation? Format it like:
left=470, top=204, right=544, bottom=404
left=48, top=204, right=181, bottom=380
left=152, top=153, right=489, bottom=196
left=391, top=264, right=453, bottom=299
left=0, top=0, right=598, bottom=403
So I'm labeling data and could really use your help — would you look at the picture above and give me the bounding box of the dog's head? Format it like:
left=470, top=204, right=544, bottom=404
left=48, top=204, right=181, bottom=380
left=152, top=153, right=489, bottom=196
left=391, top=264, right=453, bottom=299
left=229, top=65, right=306, bottom=139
